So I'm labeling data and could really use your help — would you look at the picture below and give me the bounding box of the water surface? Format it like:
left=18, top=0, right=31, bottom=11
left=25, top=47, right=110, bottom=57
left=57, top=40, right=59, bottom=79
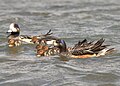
left=0, top=0, right=120, bottom=86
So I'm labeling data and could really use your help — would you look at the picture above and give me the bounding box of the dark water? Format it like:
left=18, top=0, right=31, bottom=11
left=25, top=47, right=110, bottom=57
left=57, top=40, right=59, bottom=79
left=0, top=0, right=120, bottom=86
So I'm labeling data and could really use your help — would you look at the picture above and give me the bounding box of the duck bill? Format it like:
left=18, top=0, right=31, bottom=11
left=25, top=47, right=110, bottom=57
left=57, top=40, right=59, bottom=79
left=7, top=29, right=12, bottom=33
left=6, top=30, right=12, bottom=38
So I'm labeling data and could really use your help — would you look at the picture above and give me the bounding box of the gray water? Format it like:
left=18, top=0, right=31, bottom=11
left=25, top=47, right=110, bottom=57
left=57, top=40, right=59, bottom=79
left=0, top=0, right=120, bottom=86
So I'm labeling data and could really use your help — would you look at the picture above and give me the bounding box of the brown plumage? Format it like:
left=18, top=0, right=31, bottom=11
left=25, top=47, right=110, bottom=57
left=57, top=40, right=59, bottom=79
left=60, top=38, right=115, bottom=58
left=8, top=39, right=22, bottom=47
left=35, top=38, right=115, bottom=58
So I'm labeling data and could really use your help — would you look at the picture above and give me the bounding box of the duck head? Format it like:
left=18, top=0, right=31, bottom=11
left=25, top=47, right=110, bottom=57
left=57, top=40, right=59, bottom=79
left=7, top=23, right=20, bottom=38
left=56, top=39, right=67, bottom=52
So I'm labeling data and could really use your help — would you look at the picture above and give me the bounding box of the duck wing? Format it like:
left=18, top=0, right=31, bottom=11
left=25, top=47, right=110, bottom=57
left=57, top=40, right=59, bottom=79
left=72, top=39, right=94, bottom=50
left=71, top=38, right=110, bottom=55
left=20, top=35, right=32, bottom=39
left=90, top=38, right=110, bottom=54
left=71, top=49, right=94, bottom=55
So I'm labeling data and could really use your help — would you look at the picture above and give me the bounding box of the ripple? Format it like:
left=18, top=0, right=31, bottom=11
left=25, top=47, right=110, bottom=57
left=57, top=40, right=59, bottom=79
left=0, top=0, right=120, bottom=86
left=82, top=73, right=119, bottom=82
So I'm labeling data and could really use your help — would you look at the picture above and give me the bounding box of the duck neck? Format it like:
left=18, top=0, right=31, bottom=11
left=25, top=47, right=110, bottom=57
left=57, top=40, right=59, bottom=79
left=59, top=40, right=67, bottom=52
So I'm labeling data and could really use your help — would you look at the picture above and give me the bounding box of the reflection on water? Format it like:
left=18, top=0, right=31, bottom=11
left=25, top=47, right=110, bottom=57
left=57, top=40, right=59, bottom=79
left=0, top=0, right=120, bottom=86
left=6, top=47, right=23, bottom=56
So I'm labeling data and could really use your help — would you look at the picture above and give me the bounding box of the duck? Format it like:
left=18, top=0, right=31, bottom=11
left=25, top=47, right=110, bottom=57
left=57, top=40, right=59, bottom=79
left=7, top=23, right=33, bottom=47
left=59, top=38, right=115, bottom=58
left=31, top=36, right=62, bottom=47
left=35, top=39, right=67, bottom=57
left=7, top=23, right=58, bottom=47
left=31, top=29, right=63, bottom=47
left=7, top=23, right=33, bottom=43
left=36, top=38, right=115, bottom=58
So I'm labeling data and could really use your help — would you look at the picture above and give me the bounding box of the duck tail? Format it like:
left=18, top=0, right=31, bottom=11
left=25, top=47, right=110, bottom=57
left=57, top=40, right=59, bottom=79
left=91, top=38, right=105, bottom=50
left=105, top=48, right=116, bottom=55
left=44, top=29, right=53, bottom=36
left=96, top=48, right=116, bottom=57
